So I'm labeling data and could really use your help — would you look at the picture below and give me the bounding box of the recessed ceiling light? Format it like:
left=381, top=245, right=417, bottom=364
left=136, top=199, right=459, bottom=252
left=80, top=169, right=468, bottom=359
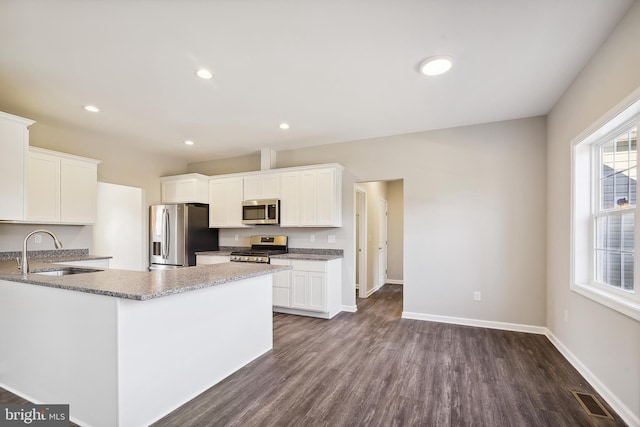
left=184, top=140, right=195, bottom=146
left=279, top=123, right=290, bottom=130
left=419, top=56, right=453, bottom=76
left=83, top=105, right=100, bottom=113
left=196, top=68, right=213, bottom=79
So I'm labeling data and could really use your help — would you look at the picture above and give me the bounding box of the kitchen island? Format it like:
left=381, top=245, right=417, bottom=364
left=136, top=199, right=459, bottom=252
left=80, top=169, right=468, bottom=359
left=0, top=259, right=288, bottom=427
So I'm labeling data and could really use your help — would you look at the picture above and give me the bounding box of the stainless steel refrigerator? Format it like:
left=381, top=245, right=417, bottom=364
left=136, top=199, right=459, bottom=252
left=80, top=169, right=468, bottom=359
left=149, top=203, right=219, bottom=270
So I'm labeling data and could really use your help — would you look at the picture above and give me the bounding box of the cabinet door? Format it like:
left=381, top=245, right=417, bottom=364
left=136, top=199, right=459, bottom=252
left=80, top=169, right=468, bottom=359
left=27, top=151, right=60, bottom=222
left=315, top=168, right=336, bottom=226
left=260, top=173, right=280, bottom=199
left=162, top=179, right=197, bottom=203
left=60, top=158, right=97, bottom=223
left=243, top=176, right=261, bottom=201
left=300, top=170, right=317, bottom=226
left=243, top=173, right=280, bottom=200
left=273, top=285, right=291, bottom=308
left=280, top=172, right=300, bottom=226
left=0, top=113, right=31, bottom=221
left=225, top=178, right=245, bottom=226
left=307, top=272, right=326, bottom=312
left=290, top=271, right=308, bottom=309
left=209, top=177, right=246, bottom=227
left=209, top=179, right=227, bottom=227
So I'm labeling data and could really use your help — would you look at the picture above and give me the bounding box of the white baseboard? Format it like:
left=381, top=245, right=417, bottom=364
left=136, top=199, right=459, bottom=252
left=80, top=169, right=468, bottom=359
left=401, top=311, right=638, bottom=427
left=401, top=311, right=547, bottom=334
left=386, top=279, right=403, bottom=285
left=545, top=330, right=639, bottom=427
left=342, top=305, right=357, bottom=313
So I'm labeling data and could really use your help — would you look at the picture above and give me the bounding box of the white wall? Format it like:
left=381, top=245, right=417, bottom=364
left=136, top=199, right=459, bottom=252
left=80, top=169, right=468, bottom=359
left=275, top=116, right=547, bottom=326
left=547, top=1, right=640, bottom=424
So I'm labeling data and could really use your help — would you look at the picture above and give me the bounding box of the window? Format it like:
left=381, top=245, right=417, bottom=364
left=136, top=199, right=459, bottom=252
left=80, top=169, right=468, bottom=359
left=572, top=94, right=640, bottom=321
left=593, top=126, right=636, bottom=291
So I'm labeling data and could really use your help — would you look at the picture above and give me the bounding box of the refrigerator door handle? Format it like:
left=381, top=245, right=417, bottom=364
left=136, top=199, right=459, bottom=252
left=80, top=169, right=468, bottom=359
left=162, top=208, right=170, bottom=259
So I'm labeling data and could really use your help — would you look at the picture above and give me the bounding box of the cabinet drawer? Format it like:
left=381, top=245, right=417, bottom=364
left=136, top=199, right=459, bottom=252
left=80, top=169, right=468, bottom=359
left=291, top=260, right=327, bottom=272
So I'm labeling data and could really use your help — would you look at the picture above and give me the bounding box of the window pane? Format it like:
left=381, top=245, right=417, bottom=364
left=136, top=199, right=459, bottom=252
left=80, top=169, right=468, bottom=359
left=601, top=176, right=615, bottom=209
left=622, top=253, right=634, bottom=291
left=622, top=213, right=634, bottom=251
left=602, top=141, right=615, bottom=178
left=607, top=215, right=621, bottom=250
left=607, top=252, right=621, bottom=288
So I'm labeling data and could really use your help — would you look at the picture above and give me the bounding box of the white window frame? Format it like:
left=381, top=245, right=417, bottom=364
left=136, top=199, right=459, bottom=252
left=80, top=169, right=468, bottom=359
left=571, top=89, right=640, bottom=321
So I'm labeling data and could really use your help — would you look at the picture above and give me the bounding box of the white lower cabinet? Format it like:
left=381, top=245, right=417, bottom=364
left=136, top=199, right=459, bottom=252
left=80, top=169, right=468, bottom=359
left=270, top=258, right=342, bottom=319
left=196, top=254, right=230, bottom=265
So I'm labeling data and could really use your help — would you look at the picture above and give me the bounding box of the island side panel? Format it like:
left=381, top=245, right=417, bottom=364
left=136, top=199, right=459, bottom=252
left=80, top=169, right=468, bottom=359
left=116, top=275, right=274, bottom=427
left=0, top=279, right=119, bottom=427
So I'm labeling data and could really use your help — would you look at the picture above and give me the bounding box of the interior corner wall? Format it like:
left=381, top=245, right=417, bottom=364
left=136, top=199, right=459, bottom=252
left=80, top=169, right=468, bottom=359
left=276, top=115, right=547, bottom=326
left=546, top=1, right=640, bottom=423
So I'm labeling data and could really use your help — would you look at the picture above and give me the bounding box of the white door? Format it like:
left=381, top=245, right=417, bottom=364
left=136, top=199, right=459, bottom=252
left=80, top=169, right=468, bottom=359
left=377, top=199, right=388, bottom=288
left=94, top=182, right=146, bottom=271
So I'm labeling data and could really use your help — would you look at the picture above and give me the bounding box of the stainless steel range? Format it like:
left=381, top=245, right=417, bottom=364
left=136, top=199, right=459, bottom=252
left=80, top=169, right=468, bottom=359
left=229, top=235, right=288, bottom=263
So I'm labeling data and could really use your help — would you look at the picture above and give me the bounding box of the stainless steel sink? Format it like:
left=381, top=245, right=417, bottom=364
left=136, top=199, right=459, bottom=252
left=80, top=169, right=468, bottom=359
left=32, top=267, right=103, bottom=276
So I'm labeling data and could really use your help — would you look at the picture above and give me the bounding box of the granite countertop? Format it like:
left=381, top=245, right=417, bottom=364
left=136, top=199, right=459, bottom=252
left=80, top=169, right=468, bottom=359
left=0, top=258, right=289, bottom=301
left=270, top=253, right=343, bottom=261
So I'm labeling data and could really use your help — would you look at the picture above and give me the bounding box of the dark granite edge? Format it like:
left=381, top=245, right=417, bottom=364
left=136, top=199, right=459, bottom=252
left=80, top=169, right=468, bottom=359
left=138, top=267, right=291, bottom=300
left=1, top=265, right=291, bottom=301
left=288, top=248, right=344, bottom=256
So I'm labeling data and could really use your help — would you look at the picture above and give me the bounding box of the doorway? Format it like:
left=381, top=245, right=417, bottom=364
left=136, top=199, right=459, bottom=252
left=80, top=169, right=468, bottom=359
left=355, top=180, right=402, bottom=304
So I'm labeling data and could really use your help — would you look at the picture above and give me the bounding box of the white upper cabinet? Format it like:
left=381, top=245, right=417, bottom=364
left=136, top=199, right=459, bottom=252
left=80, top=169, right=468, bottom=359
left=208, top=177, right=250, bottom=228
left=27, top=147, right=100, bottom=224
left=243, top=173, right=280, bottom=200
left=280, top=165, right=342, bottom=227
left=161, top=173, right=209, bottom=204
left=0, top=111, right=34, bottom=221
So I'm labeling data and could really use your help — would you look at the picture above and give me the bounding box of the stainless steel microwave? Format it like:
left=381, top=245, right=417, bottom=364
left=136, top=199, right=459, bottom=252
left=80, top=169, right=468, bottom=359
left=242, top=199, right=280, bottom=225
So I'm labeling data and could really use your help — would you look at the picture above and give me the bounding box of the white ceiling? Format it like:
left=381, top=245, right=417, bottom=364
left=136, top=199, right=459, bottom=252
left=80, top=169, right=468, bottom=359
left=0, top=0, right=634, bottom=163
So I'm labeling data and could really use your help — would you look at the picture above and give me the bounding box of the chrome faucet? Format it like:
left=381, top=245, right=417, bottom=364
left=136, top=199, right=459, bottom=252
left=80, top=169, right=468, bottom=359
left=20, top=229, right=63, bottom=274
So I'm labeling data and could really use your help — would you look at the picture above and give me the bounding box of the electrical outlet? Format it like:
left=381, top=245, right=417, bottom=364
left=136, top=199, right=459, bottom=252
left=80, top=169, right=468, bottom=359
left=328, top=235, right=336, bottom=243
left=234, top=234, right=239, bottom=242
left=309, top=234, right=315, bottom=243
left=34, top=234, right=42, bottom=244
left=473, top=291, right=481, bottom=301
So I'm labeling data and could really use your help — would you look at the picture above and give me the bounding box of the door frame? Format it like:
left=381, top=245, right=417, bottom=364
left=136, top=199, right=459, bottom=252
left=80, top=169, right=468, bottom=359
left=377, top=198, right=388, bottom=289
left=355, top=186, right=367, bottom=299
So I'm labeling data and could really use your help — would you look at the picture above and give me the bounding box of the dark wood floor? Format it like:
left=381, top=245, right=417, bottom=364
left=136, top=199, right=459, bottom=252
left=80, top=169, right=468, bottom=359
left=1, top=284, right=626, bottom=426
